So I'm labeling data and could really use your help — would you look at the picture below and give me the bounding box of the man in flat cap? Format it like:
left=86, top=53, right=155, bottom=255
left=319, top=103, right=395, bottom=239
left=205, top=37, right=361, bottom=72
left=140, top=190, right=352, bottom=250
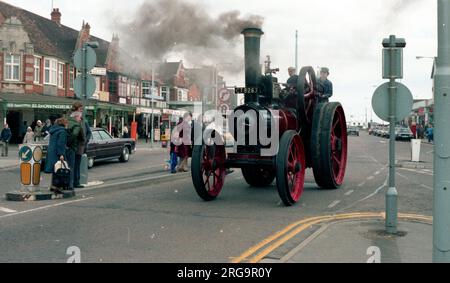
left=318, top=67, right=333, bottom=102
left=286, top=67, right=299, bottom=90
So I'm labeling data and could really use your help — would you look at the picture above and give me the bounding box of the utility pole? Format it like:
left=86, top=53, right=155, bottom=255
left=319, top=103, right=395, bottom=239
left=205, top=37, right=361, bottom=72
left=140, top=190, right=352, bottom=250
left=295, top=30, right=299, bottom=72
left=151, top=65, right=155, bottom=148
left=434, top=0, right=450, bottom=263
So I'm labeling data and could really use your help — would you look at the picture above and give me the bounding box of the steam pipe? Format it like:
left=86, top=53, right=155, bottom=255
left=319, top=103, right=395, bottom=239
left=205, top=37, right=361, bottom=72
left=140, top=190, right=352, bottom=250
left=242, top=28, right=264, bottom=104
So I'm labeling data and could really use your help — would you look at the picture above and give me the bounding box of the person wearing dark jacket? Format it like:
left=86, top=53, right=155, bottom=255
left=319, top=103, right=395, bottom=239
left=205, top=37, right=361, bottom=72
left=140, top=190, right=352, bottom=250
left=44, top=118, right=68, bottom=174
left=1, top=123, right=12, bottom=157
left=317, top=67, right=333, bottom=102
left=67, top=112, right=85, bottom=190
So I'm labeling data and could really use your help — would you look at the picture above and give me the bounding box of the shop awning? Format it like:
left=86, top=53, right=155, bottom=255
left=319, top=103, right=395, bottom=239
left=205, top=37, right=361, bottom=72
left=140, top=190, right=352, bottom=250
left=0, top=93, right=136, bottom=113
left=0, top=92, right=84, bottom=110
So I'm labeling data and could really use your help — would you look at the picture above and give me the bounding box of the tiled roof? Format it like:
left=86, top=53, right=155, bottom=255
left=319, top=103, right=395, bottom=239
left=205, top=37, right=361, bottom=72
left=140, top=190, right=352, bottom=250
left=0, top=1, right=109, bottom=65
left=158, top=62, right=181, bottom=83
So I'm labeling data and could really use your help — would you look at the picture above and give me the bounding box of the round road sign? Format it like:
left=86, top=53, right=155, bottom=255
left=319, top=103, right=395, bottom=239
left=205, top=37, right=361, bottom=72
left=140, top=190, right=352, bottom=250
left=74, top=74, right=97, bottom=99
left=33, top=146, right=43, bottom=162
left=372, top=82, right=413, bottom=123
left=19, top=146, right=33, bottom=162
left=74, top=46, right=97, bottom=71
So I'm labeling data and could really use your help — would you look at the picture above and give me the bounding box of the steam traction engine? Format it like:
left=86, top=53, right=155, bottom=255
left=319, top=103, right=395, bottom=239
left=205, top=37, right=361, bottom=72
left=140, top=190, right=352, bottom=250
left=191, top=28, right=348, bottom=206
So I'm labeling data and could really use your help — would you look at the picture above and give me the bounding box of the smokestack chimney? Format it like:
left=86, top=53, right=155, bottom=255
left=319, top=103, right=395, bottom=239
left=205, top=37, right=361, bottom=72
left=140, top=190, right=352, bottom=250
left=242, top=28, right=264, bottom=103
left=51, top=8, right=61, bottom=25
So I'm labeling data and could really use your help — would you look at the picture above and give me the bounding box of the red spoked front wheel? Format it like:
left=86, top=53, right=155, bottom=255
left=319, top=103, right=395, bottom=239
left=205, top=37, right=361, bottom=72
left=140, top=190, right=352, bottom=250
left=311, top=102, right=348, bottom=189
left=192, top=142, right=227, bottom=201
left=276, top=131, right=306, bottom=206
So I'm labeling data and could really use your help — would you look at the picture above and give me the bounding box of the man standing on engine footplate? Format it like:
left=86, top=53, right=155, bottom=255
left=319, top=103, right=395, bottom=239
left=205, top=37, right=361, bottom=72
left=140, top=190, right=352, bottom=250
left=318, top=67, right=333, bottom=102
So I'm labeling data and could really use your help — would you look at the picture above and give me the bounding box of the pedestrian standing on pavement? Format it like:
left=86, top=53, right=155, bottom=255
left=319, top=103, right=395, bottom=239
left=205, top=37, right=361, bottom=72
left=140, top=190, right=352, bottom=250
left=177, top=113, right=192, bottom=172
left=418, top=124, right=425, bottom=139
left=1, top=123, right=12, bottom=157
left=34, top=120, right=44, bottom=141
left=123, top=126, right=130, bottom=139
left=426, top=124, right=434, bottom=143
left=23, top=127, right=34, bottom=144
left=44, top=118, right=69, bottom=192
left=410, top=123, right=417, bottom=139
left=67, top=111, right=85, bottom=190
left=169, top=140, right=178, bottom=174
left=20, top=121, right=27, bottom=142
left=42, top=119, right=52, bottom=138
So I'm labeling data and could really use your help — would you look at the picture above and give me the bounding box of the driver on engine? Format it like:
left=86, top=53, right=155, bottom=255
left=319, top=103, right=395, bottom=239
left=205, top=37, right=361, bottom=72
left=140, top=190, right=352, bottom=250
left=286, top=67, right=299, bottom=90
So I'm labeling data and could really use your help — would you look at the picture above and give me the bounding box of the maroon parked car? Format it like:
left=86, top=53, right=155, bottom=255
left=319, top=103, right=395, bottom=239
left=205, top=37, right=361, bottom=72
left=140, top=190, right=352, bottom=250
left=87, top=128, right=136, bottom=168
left=40, top=128, right=136, bottom=169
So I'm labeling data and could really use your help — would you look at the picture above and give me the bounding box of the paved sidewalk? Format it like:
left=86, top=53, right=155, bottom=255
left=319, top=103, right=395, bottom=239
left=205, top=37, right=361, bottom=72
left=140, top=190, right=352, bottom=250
left=285, top=219, right=432, bottom=263
left=0, top=145, right=19, bottom=170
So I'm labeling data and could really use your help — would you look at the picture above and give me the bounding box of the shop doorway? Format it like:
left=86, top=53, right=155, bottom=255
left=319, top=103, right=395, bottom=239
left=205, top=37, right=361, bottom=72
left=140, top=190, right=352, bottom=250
left=6, top=111, right=21, bottom=144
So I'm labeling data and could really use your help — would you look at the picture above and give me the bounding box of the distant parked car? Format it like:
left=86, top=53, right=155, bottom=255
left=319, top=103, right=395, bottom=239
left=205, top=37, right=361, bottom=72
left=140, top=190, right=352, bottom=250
left=348, top=126, right=360, bottom=136
left=39, top=128, right=136, bottom=169
left=395, top=127, right=414, bottom=141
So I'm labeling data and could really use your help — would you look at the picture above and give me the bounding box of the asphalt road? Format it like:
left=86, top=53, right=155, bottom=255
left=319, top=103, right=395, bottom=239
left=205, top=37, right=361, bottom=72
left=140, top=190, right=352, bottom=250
left=0, top=133, right=434, bottom=263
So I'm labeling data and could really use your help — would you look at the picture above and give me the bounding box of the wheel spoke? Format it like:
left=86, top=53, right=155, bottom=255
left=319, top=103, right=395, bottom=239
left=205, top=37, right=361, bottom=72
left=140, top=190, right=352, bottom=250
left=333, top=118, right=340, bottom=132
left=333, top=154, right=342, bottom=167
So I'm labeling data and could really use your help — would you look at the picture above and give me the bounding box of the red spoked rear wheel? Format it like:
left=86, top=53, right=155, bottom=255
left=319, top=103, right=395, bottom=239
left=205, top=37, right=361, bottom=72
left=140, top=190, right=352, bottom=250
left=276, top=131, right=306, bottom=206
left=311, top=103, right=348, bottom=189
left=192, top=142, right=227, bottom=201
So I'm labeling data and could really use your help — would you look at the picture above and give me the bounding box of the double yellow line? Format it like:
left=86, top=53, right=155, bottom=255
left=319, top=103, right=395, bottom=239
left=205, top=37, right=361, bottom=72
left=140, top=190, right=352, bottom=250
left=231, top=212, right=432, bottom=263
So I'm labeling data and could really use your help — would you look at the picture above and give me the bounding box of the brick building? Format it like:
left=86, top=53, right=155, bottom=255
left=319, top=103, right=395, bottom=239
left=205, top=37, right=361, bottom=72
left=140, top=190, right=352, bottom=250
left=0, top=1, right=225, bottom=142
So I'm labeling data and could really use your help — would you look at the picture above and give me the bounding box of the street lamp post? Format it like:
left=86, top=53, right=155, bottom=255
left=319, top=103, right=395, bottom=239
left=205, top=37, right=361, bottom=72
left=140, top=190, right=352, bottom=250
left=433, top=0, right=450, bottom=263
left=151, top=65, right=155, bottom=148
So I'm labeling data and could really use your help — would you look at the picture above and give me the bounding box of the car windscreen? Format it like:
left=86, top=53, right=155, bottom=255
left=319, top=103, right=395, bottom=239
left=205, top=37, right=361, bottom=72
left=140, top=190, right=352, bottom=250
left=99, top=130, right=113, bottom=141
left=92, top=131, right=102, bottom=142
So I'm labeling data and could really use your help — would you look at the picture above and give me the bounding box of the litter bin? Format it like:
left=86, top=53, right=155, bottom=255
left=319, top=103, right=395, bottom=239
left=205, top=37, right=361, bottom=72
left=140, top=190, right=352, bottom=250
left=18, top=144, right=43, bottom=192
left=411, top=139, right=422, bottom=162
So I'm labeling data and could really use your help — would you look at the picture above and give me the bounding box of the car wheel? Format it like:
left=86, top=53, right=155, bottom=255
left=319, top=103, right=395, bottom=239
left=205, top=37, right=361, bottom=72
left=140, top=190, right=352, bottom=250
left=120, top=147, right=130, bottom=163
left=88, top=157, right=94, bottom=169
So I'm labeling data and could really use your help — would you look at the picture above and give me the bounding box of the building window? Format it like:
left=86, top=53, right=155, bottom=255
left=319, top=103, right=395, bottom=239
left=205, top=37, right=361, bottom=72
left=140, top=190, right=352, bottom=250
left=142, top=81, right=151, bottom=98
left=161, top=86, right=169, bottom=101
left=58, top=63, right=64, bottom=88
left=94, top=76, right=101, bottom=93
left=4, top=54, right=21, bottom=81
left=130, top=80, right=138, bottom=98
left=44, top=58, right=58, bottom=85
left=34, top=57, right=41, bottom=84
left=69, top=67, right=74, bottom=89
left=177, top=89, right=187, bottom=102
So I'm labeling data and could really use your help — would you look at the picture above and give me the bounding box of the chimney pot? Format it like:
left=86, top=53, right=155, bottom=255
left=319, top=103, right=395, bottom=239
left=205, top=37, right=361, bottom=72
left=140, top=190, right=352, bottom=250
left=51, top=8, right=61, bottom=25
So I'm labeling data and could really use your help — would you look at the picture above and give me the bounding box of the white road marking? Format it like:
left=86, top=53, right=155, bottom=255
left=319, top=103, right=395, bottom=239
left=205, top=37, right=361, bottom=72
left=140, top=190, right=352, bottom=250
left=345, top=190, right=355, bottom=196
left=367, top=176, right=375, bottom=181
left=0, top=207, right=17, bottom=213
left=398, top=168, right=433, bottom=176
left=420, top=184, right=433, bottom=191
left=374, top=171, right=381, bottom=176
left=0, top=197, right=94, bottom=220
left=328, top=200, right=341, bottom=209
left=358, top=182, right=366, bottom=187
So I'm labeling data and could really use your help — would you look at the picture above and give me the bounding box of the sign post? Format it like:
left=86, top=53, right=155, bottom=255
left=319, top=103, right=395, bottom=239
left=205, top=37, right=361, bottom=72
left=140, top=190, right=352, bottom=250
left=373, top=35, right=409, bottom=235
left=74, top=42, right=98, bottom=187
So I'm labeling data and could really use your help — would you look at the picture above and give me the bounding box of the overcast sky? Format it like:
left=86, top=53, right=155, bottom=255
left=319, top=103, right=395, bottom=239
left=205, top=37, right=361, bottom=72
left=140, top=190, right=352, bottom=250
left=3, top=0, right=438, bottom=123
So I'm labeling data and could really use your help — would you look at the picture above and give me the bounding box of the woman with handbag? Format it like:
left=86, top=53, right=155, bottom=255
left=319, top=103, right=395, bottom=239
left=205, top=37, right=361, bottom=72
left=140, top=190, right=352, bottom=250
left=44, top=118, right=69, bottom=192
